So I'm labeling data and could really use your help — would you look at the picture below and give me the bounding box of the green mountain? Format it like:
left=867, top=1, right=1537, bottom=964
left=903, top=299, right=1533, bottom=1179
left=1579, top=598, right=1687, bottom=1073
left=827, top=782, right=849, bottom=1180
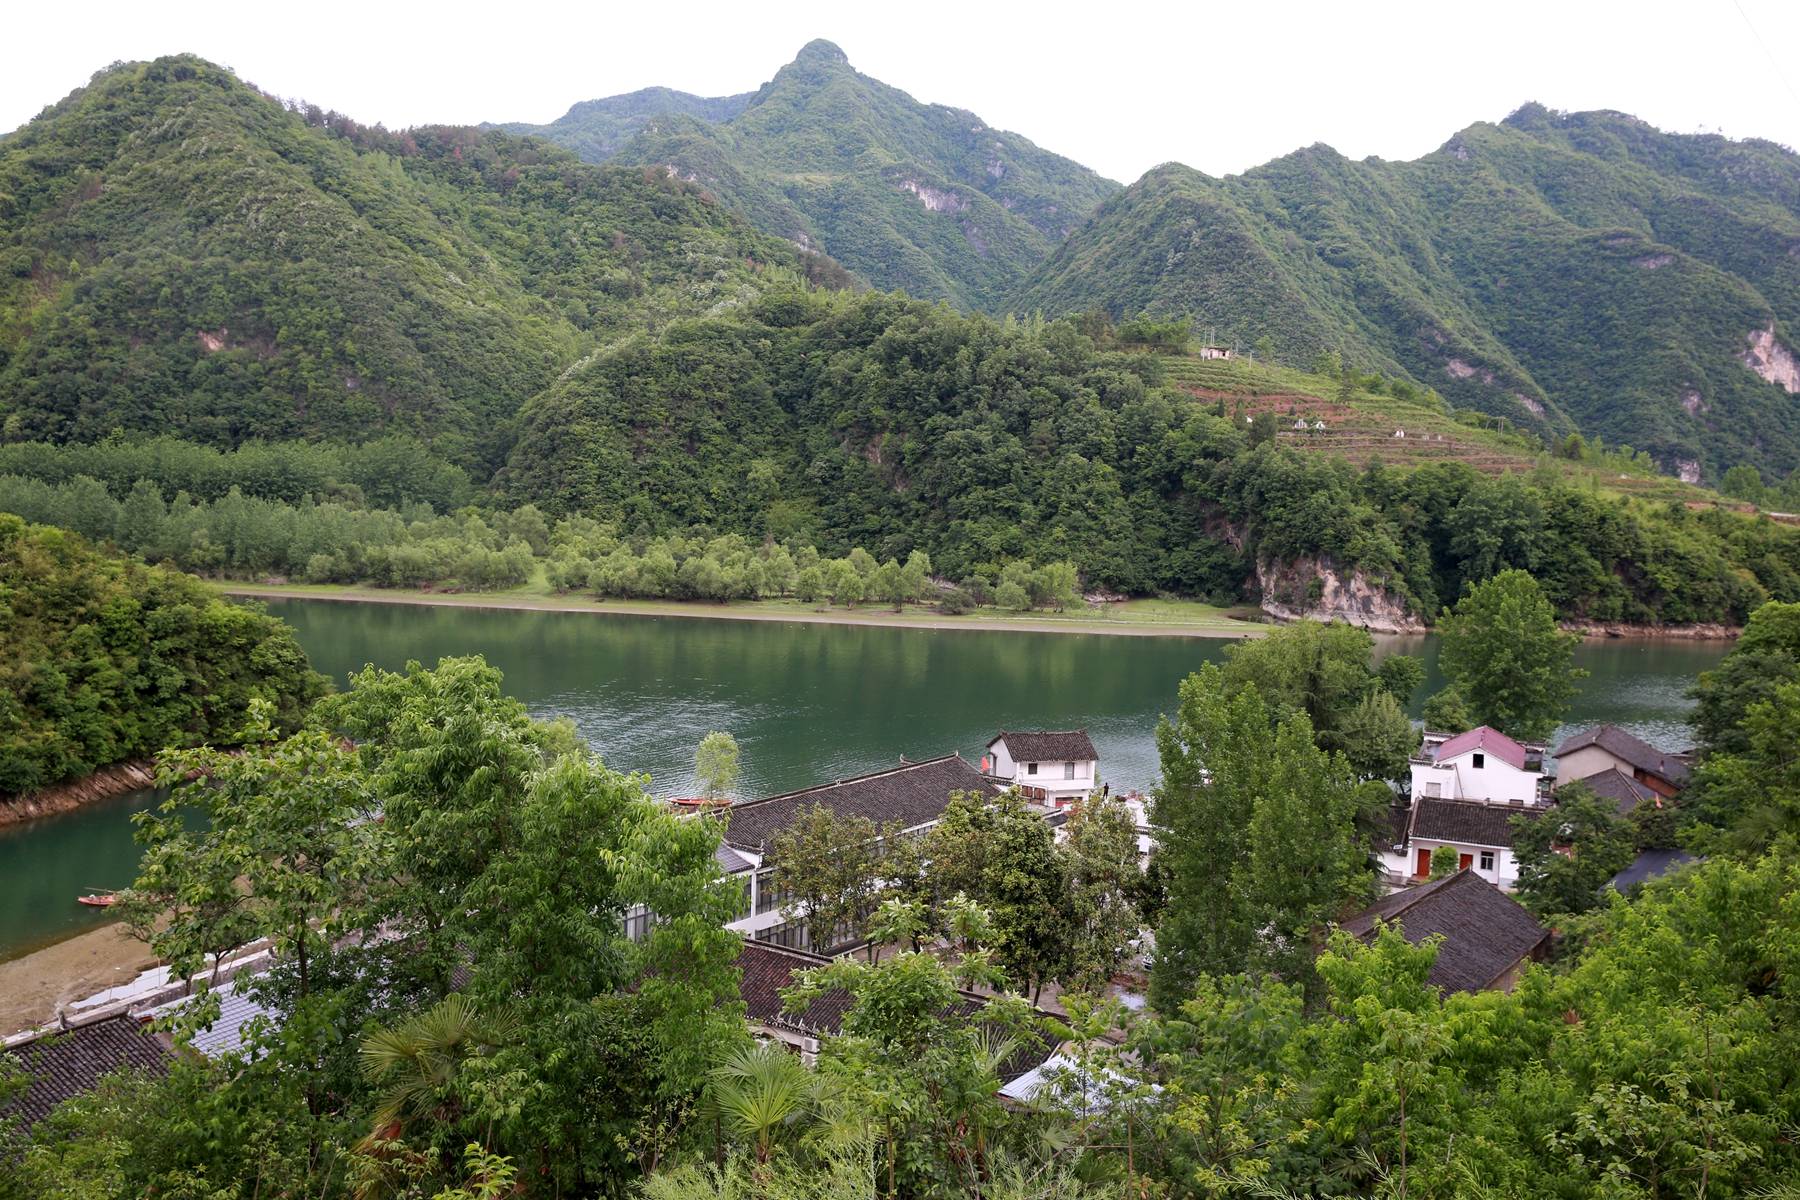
left=501, top=86, right=755, bottom=164
left=503, top=40, right=1120, bottom=309
left=1014, top=105, right=1800, bottom=482
left=0, top=56, right=825, bottom=471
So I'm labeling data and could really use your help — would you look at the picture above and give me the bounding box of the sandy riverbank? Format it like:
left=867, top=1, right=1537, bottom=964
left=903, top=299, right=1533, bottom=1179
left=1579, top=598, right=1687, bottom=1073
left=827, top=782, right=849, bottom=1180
left=218, top=584, right=1269, bottom=639
left=0, top=922, right=159, bottom=1038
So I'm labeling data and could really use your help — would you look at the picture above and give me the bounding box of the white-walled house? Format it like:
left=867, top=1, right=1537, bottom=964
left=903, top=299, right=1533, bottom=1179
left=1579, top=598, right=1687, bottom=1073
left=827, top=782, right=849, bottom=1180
left=1379, top=726, right=1548, bottom=892
left=1408, top=726, right=1545, bottom=806
left=984, top=730, right=1099, bottom=807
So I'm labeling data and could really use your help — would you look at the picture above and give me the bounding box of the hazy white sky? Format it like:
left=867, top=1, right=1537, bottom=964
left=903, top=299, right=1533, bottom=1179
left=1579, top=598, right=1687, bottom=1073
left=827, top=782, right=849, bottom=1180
left=7, top=0, right=1800, bottom=182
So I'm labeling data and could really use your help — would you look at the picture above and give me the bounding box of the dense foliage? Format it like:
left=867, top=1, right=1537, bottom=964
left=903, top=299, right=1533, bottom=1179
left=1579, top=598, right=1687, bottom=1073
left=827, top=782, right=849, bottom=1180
left=0, top=55, right=823, bottom=472
left=1015, top=107, right=1800, bottom=481
left=502, top=288, right=1800, bottom=623
left=507, top=40, right=1120, bottom=310
left=0, top=514, right=323, bottom=796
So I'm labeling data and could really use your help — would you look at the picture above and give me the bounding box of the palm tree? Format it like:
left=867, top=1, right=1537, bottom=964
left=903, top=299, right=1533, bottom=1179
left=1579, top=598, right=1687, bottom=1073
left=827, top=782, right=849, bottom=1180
left=352, top=995, right=519, bottom=1200
left=707, top=1040, right=823, bottom=1164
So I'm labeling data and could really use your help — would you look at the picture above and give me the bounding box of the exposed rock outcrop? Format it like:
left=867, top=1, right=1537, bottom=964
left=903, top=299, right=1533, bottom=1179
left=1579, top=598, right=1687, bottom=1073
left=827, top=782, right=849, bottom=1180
left=899, top=179, right=969, bottom=214
left=0, top=761, right=156, bottom=829
left=1256, top=557, right=1425, bottom=634
left=1743, top=324, right=1800, bottom=393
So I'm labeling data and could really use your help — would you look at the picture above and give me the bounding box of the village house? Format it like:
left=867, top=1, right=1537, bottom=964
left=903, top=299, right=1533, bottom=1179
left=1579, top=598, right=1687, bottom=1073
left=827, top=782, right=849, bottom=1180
left=709, top=753, right=1006, bottom=952
left=1340, top=869, right=1552, bottom=993
left=983, top=729, right=1100, bottom=807
left=1379, top=726, right=1548, bottom=890
left=1552, top=723, right=1690, bottom=807
left=1197, top=345, right=1234, bottom=360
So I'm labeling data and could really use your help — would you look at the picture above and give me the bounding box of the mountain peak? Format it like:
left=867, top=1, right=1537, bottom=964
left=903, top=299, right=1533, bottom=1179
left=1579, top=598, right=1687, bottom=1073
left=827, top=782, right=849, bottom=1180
left=793, top=39, right=850, bottom=67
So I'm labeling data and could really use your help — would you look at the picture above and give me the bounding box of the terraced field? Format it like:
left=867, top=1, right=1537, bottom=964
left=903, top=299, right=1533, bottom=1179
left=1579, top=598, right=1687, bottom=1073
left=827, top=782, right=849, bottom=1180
left=1161, top=355, right=1728, bottom=506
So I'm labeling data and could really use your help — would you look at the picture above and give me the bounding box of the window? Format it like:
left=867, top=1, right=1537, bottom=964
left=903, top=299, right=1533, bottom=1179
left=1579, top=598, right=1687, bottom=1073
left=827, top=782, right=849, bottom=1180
left=755, top=921, right=808, bottom=950
left=1424, top=781, right=1442, bottom=797
left=1064, top=761, right=1076, bottom=779
left=755, top=871, right=790, bottom=915
left=1479, top=850, right=1495, bottom=872
left=1026, top=762, right=1039, bottom=775
left=1472, top=752, right=1486, bottom=769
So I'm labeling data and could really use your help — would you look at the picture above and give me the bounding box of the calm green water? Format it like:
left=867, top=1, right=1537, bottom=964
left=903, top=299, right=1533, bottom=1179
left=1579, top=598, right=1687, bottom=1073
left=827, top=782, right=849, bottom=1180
left=0, top=600, right=1729, bottom=960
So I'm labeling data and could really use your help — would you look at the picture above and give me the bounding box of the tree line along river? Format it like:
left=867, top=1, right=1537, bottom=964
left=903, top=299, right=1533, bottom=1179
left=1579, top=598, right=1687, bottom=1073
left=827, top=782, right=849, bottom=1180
left=0, top=599, right=1731, bottom=960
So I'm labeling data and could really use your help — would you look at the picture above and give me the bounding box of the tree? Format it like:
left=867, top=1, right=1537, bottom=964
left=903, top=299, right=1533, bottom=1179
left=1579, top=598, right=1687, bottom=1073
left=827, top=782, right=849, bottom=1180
left=769, top=805, right=895, bottom=956
left=1150, top=665, right=1372, bottom=1008
left=1060, top=795, right=1143, bottom=993
left=1428, top=843, right=1461, bottom=880
left=1376, top=653, right=1425, bottom=705
left=783, top=946, right=1035, bottom=1196
left=1511, top=785, right=1637, bottom=917
left=1336, top=689, right=1416, bottom=782
left=925, top=791, right=1074, bottom=1001
left=1687, top=677, right=1800, bottom=857
left=1432, top=569, right=1584, bottom=740
left=1421, top=685, right=1475, bottom=733
left=705, top=1042, right=827, bottom=1165
left=1720, top=464, right=1766, bottom=505
left=695, top=731, right=741, bottom=803
left=314, top=657, right=747, bottom=1192
left=1220, top=619, right=1421, bottom=772
left=352, top=994, right=520, bottom=1195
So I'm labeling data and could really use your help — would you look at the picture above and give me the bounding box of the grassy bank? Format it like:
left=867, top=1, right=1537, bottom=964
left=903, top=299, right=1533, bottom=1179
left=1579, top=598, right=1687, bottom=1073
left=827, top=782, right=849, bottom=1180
left=216, top=581, right=1268, bottom=638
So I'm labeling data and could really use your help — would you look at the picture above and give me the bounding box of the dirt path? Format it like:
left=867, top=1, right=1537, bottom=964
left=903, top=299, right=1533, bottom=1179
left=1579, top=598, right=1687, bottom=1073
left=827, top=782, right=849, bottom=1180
left=0, top=923, right=159, bottom=1037
left=219, top=585, right=1266, bottom=639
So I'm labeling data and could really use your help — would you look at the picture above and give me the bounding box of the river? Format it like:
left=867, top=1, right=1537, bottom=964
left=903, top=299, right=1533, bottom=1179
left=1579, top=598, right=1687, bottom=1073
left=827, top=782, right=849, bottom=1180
left=0, top=599, right=1730, bottom=960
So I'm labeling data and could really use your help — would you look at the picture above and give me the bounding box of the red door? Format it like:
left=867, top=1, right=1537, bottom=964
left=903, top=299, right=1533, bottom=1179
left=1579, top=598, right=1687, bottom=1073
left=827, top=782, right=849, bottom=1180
left=1459, top=853, right=1474, bottom=872
left=1415, top=848, right=1431, bottom=877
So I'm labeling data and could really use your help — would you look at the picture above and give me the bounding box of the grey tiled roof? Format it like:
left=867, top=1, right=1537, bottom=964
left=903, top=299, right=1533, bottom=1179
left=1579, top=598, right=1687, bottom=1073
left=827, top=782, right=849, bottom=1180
left=1576, top=768, right=1661, bottom=814
left=722, top=754, right=998, bottom=853
left=1553, top=725, right=1690, bottom=787
left=989, top=730, right=1098, bottom=763
left=1, top=1017, right=169, bottom=1132
left=1341, top=870, right=1551, bottom=993
left=1409, top=797, right=1541, bottom=848
left=714, top=843, right=754, bottom=874
left=1610, top=849, right=1698, bottom=892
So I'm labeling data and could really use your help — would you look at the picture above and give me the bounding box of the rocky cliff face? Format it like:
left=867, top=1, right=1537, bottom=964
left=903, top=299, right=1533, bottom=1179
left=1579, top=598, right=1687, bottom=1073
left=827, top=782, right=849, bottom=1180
left=1256, top=557, right=1426, bottom=633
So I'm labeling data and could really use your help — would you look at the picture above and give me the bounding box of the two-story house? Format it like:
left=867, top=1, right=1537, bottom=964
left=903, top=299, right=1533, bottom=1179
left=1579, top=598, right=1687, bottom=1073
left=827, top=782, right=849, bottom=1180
left=1379, top=726, right=1547, bottom=891
left=1552, top=724, right=1690, bottom=810
left=983, top=730, right=1099, bottom=807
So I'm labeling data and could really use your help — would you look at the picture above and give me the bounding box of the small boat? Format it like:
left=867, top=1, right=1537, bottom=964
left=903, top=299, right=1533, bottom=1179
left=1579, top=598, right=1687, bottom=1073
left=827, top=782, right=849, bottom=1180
left=76, top=893, right=117, bottom=908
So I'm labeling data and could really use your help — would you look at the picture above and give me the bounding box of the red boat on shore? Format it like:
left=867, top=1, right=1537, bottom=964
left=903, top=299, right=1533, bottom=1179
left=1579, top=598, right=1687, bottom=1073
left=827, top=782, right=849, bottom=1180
left=75, top=893, right=117, bottom=907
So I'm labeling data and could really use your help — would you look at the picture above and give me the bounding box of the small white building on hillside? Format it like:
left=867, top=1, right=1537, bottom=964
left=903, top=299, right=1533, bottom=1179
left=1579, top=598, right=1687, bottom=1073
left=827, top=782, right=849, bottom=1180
left=984, top=730, right=1099, bottom=807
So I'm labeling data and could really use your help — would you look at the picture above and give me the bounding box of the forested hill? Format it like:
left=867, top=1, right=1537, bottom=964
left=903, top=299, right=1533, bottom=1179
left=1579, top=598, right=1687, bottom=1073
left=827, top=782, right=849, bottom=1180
left=501, top=40, right=1120, bottom=310
left=1014, top=105, right=1800, bottom=483
left=0, top=56, right=830, bottom=473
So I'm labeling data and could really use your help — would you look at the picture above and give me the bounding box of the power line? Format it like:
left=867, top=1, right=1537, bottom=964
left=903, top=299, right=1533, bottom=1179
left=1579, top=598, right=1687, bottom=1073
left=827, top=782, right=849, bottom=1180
left=1729, top=0, right=1800, bottom=115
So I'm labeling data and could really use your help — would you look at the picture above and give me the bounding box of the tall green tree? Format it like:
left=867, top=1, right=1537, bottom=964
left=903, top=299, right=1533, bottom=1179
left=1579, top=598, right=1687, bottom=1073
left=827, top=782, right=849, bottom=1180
left=1150, top=664, right=1373, bottom=1009
left=925, top=791, right=1075, bottom=1001
left=314, top=656, right=747, bottom=1192
left=1220, top=620, right=1421, bottom=776
left=1431, top=569, right=1584, bottom=740
left=1060, top=794, right=1144, bottom=993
